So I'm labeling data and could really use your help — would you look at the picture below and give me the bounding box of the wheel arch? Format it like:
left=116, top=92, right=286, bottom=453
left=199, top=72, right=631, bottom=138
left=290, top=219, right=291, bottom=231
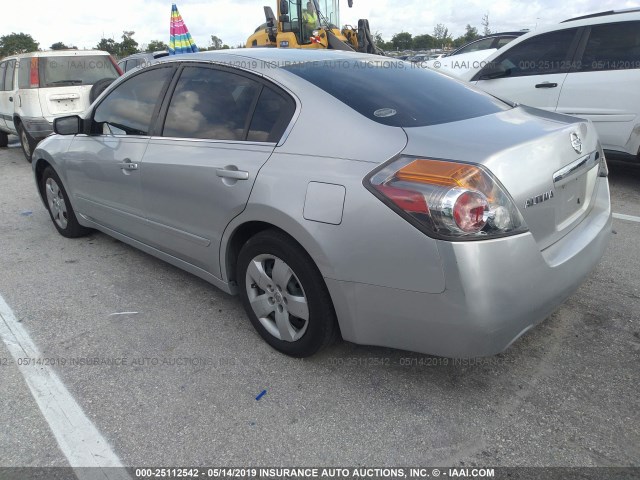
left=33, top=158, right=54, bottom=206
left=222, top=211, right=334, bottom=287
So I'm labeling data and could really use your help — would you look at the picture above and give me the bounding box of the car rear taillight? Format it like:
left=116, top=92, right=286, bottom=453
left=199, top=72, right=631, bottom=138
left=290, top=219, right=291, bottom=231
left=366, top=157, right=528, bottom=240
left=30, top=57, right=39, bottom=88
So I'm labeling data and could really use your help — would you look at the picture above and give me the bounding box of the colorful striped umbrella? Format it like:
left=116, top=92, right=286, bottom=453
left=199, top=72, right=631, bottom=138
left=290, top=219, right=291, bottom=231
left=169, top=3, right=199, bottom=55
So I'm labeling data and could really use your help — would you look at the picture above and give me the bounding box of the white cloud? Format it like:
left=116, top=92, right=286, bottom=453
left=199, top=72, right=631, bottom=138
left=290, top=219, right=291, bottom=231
left=6, top=0, right=640, bottom=51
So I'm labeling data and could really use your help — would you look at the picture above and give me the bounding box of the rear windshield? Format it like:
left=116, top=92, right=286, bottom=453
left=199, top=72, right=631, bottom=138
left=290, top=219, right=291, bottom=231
left=283, top=59, right=510, bottom=127
left=38, top=56, right=119, bottom=88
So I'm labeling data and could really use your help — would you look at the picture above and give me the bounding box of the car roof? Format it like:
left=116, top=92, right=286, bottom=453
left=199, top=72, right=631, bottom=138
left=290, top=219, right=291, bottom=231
left=2, top=50, right=112, bottom=60
left=155, top=48, right=370, bottom=67
left=562, top=7, right=640, bottom=23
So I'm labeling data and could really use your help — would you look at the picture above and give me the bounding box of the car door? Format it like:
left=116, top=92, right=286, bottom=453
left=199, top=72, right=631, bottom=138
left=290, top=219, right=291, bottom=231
left=64, top=65, right=176, bottom=239
left=0, top=61, right=7, bottom=130
left=472, top=28, right=581, bottom=110
left=141, top=64, right=296, bottom=277
left=557, top=21, right=640, bottom=157
left=0, top=60, right=17, bottom=131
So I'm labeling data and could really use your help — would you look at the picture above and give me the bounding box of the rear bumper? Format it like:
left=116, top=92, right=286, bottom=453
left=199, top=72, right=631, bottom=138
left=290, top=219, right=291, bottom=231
left=326, top=178, right=612, bottom=358
left=21, top=117, right=53, bottom=140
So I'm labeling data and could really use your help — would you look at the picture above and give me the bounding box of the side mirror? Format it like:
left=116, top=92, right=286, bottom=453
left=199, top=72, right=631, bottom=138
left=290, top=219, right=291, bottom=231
left=53, top=116, right=81, bottom=135
left=478, top=63, right=510, bottom=80
left=280, top=0, right=288, bottom=15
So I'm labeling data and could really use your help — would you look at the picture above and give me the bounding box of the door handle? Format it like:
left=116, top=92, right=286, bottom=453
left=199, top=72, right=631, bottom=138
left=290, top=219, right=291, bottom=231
left=216, top=168, right=249, bottom=180
left=9, top=97, right=13, bottom=102
left=118, top=160, right=138, bottom=171
left=535, top=82, right=558, bottom=89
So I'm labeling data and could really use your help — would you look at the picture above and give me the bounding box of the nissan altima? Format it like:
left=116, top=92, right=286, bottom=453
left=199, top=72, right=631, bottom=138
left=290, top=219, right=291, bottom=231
left=32, top=49, right=612, bottom=357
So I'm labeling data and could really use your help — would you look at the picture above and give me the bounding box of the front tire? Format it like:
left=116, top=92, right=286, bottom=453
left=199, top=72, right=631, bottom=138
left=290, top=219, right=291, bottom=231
left=18, top=123, right=36, bottom=162
left=41, top=167, right=90, bottom=238
left=0, top=131, right=8, bottom=148
left=237, top=229, right=338, bottom=357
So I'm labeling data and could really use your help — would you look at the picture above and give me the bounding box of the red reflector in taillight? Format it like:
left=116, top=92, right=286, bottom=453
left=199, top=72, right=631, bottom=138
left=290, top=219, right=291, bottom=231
left=30, top=57, right=39, bottom=88
left=453, top=190, right=488, bottom=233
left=375, top=184, right=429, bottom=214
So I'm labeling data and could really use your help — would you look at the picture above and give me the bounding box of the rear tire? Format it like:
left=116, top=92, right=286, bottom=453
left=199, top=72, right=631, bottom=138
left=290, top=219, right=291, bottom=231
left=18, top=123, right=36, bottom=162
left=237, top=229, right=338, bottom=357
left=41, top=166, right=91, bottom=238
left=0, top=131, right=8, bottom=148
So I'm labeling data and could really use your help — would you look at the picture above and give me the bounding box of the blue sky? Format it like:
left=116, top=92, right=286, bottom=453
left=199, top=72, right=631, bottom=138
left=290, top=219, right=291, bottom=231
left=7, top=0, right=640, bottom=50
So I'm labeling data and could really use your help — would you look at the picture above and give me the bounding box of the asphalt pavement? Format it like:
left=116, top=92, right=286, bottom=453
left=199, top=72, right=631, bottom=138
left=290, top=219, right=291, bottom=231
left=0, top=137, right=638, bottom=470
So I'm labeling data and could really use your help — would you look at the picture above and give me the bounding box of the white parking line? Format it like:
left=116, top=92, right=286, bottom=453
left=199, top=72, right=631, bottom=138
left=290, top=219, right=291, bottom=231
left=0, top=294, right=130, bottom=480
left=613, top=212, right=640, bottom=223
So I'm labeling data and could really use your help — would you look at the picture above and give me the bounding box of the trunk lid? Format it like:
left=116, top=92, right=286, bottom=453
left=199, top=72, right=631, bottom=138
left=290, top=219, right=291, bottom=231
left=39, top=85, right=93, bottom=119
left=401, top=106, right=602, bottom=250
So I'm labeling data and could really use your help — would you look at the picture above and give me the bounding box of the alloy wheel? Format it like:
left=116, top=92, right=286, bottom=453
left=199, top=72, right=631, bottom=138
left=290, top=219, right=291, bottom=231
left=245, top=254, right=310, bottom=342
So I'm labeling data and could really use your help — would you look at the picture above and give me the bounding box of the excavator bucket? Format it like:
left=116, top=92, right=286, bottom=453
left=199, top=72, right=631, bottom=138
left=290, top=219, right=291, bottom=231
left=327, top=30, right=356, bottom=51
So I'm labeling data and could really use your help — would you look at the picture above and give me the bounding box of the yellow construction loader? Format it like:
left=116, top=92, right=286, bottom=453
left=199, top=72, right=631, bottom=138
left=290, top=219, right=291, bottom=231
left=247, top=0, right=384, bottom=54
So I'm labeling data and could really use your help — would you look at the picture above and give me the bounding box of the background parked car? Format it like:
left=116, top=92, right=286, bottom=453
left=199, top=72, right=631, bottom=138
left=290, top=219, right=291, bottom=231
left=423, top=31, right=526, bottom=77
left=0, top=50, right=121, bottom=161
left=117, top=51, right=170, bottom=73
left=461, top=9, right=640, bottom=162
left=446, top=31, right=527, bottom=57
left=32, top=49, right=610, bottom=358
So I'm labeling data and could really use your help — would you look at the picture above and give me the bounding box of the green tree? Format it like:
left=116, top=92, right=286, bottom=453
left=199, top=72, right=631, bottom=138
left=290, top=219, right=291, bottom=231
left=209, top=35, right=223, bottom=50
left=146, top=40, right=168, bottom=53
left=482, top=13, right=491, bottom=36
left=118, top=31, right=139, bottom=57
left=96, top=37, right=117, bottom=55
left=0, top=33, right=39, bottom=58
left=412, top=34, right=435, bottom=50
left=372, top=32, right=391, bottom=51
left=50, top=42, right=69, bottom=50
left=433, top=24, right=452, bottom=47
left=463, top=24, right=479, bottom=43
left=391, top=32, right=413, bottom=51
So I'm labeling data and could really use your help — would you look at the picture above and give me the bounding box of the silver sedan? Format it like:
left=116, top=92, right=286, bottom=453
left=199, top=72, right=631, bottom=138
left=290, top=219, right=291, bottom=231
left=32, top=49, right=612, bottom=357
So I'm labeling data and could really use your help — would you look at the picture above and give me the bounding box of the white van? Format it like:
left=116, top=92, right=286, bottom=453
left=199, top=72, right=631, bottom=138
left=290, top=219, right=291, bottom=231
left=460, top=9, right=640, bottom=162
left=0, top=50, right=121, bottom=161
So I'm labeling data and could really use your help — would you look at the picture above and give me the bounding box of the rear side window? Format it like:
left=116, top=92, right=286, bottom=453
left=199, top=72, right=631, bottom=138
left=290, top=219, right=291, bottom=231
left=487, top=28, right=579, bottom=77
left=18, top=58, right=32, bottom=89
left=93, top=66, right=174, bottom=135
left=39, top=55, right=119, bottom=87
left=457, top=38, right=495, bottom=55
left=0, top=62, right=5, bottom=91
left=163, top=66, right=261, bottom=141
left=284, top=60, right=510, bottom=127
left=4, top=60, right=16, bottom=90
left=579, top=21, right=640, bottom=72
left=247, top=87, right=295, bottom=142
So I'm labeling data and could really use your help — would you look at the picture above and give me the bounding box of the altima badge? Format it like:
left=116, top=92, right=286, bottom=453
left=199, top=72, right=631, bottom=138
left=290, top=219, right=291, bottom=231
left=570, top=132, right=583, bottom=154
left=525, top=190, right=554, bottom=208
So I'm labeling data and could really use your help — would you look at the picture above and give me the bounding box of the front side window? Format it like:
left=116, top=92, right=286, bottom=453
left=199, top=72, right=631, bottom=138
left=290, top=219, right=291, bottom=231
left=39, top=55, right=119, bottom=87
left=579, top=21, right=640, bottom=72
left=93, top=67, right=174, bottom=135
left=485, top=28, right=578, bottom=77
left=163, top=66, right=261, bottom=141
